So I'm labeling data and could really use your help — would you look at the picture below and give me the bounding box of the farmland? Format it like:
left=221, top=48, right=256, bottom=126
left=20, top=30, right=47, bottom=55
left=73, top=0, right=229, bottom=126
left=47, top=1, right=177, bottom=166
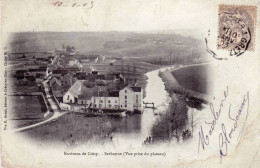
left=9, top=95, right=48, bottom=128
left=171, top=64, right=213, bottom=95
left=8, top=31, right=209, bottom=65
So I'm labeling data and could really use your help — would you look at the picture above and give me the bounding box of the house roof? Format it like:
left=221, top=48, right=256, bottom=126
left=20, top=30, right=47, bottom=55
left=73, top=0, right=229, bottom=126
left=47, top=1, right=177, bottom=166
left=108, top=91, right=119, bottom=97
left=92, top=90, right=118, bottom=97
left=130, top=86, right=142, bottom=92
left=16, top=70, right=27, bottom=74
left=123, top=85, right=142, bottom=92
left=97, top=75, right=105, bottom=80
left=62, top=72, right=75, bottom=80
left=78, top=93, right=92, bottom=100
left=76, top=72, right=87, bottom=80
left=49, top=77, right=62, bottom=86
left=35, top=73, right=44, bottom=78
left=28, top=68, right=46, bottom=72
left=59, top=57, right=77, bottom=66
left=53, top=91, right=63, bottom=97
left=67, top=80, right=85, bottom=97
left=67, top=79, right=118, bottom=100
left=39, top=66, right=47, bottom=70
left=80, top=55, right=100, bottom=60
left=82, top=67, right=93, bottom=73
left=52, top=69, right=68, bottom=74
left=68, top=80, right=99, bottom=100
left=93, top=91, right=108, bottom=97
left=105, top=75, right=115, bottom=80
left=66, top=63, right=81, bottom=69
left=47, top=64, right=56, bottom=71
left=96, top=80, right=109, bottom=86
left=92, top=71, right=98, bottom=75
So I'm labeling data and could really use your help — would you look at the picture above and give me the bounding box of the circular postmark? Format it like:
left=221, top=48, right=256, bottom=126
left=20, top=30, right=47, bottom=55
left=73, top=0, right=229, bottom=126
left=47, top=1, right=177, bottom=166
left=218, top=11, right=251, bottom=56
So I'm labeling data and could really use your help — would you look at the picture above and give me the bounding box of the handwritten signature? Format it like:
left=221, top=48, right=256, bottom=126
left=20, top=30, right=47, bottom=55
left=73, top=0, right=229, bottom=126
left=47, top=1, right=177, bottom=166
left=198, top=86, right=250, bottom=163
left=219, top=91, right=249, bottom=162
left=52, top=0, right=95, bottom=8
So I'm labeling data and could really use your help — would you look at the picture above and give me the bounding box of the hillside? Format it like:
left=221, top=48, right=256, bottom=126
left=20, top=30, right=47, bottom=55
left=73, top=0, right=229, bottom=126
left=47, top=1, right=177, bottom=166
left=8, top=31, right=209, bottom=64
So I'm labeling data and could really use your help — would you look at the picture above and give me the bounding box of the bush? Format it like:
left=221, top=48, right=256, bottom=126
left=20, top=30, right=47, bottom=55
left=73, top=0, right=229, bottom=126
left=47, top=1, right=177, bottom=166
left=151, top=96, right=188, bottom=142
left=182, top=129, right=192, bottom=140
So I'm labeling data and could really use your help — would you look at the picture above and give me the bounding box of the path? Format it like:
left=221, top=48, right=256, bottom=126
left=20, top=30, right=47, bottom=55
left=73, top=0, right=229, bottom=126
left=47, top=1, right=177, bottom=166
left=12, top=76, right=69, bottom=132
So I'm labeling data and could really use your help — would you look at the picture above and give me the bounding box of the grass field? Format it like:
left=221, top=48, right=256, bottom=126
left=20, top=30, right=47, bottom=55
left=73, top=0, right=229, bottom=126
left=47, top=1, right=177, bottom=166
left=171, top=64, right=213, bottom=95
left=22, top=112, right=142, bottom=146
left=9, top=95, right=47, bottom=127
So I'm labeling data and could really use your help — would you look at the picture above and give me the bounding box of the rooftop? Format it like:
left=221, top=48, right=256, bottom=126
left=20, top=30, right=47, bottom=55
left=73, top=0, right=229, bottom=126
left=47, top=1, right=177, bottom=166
left=130, top=86, right=142, bottom=92
left=52, top=69, right=68, bottom=74
left=68, top=80, right=99, bottom=100
left=108, top=91, right=119, bottom=97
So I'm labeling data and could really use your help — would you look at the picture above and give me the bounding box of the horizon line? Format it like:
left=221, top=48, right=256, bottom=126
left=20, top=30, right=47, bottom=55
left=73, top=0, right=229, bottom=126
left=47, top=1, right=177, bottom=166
left=6, top=29, right=199, bottom=34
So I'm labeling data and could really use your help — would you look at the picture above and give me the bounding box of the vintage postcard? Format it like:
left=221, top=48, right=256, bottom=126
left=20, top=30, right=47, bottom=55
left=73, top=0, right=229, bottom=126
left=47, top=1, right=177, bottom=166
left=1, top=0, right=259, bottom=168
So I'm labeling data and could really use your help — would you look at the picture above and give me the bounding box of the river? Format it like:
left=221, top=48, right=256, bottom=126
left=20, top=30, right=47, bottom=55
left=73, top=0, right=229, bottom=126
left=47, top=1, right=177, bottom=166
left=111, top=66, right=172, bottom=148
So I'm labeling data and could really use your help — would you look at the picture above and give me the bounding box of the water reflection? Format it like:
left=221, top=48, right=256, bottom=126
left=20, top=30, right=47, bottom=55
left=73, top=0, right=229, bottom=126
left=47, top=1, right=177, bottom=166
left=109, top=115, right=142, bottom=134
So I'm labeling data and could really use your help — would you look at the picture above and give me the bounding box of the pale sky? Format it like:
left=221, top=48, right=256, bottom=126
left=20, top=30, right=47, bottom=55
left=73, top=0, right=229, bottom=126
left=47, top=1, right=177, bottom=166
left=2, top=0, right=259, bottom=32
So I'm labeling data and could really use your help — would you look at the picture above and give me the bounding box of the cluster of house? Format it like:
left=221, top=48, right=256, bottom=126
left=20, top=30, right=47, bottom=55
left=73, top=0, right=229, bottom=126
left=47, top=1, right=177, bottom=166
left=14, top=49, right=143, bottom=113
left=49, top=54, right=143, bottom=113
left=78, top=55, right=106, bottom=63
left=15, top=66, right=47, bottom=84
left=35, top=55, right=54, bottom=65
left=61, top=80, right=143, bottom=113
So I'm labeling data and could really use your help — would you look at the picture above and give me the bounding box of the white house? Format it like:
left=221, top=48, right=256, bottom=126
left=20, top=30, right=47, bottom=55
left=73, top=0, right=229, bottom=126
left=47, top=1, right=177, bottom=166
left=78, top=94, right=92, bottom=107
left=62, top=80, right=143, bottom=112
left=63, top=80, right=88, bottom=104
left=130, top=86, right=143, bottom=112
left=119, top=86, right=143, bottom=112
left=68, top=58, right=78, bottom=66
left=91, top=91, right=119, bottom=110
left=119, top=86, right=134, bottom=111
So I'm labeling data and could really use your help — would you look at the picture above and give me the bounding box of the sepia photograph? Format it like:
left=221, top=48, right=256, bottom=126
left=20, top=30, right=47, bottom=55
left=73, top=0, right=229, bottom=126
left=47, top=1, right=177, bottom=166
left=7, top=31, right=212, bottom=146
left=1, top=0, right=259, bottom=168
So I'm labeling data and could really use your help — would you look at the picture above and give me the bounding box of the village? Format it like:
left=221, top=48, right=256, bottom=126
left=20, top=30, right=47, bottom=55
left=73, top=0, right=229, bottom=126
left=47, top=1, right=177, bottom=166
left=12, top=45, right=144, bottom=117
left=8, top=31, right=210, bottom=147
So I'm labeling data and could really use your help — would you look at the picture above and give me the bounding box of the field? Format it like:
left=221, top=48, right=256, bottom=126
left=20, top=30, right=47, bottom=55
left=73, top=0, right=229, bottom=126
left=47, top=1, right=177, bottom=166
left=22, top=112, right=142, bottom=146
left=171, top=64, right=213, bottom=95
left=8, top=32, right=209, bottom=65
left=9, top=95, right=48, bottom=128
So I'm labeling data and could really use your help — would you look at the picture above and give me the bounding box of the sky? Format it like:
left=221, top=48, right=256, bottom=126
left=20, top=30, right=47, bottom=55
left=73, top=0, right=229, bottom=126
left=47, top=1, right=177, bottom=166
left=2, top=0, right=213, bottom=32
left=1, top=0, right=259, bottom=32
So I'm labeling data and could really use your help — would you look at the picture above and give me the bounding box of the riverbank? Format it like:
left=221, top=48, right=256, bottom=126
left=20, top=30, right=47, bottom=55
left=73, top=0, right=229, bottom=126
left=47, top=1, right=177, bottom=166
left=159, top=64, right=213, bottom=104
left=145, top=64, right=213, bottom=143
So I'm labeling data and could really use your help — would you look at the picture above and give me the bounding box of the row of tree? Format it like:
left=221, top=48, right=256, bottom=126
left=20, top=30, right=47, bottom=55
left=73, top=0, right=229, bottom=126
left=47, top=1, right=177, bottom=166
left=149, top=94, right=202, bottom=143
left=62, top=44, right=76, bottom=53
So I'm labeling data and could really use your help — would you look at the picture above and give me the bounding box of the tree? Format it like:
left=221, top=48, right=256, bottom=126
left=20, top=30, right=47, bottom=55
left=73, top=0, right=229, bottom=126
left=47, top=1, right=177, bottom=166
left=185, top=98, right=202, bottom=136
left=182, top=129, right=192, bottom=140
left=66, top=45, right=72, bottom=53
left=169, top=99, right=188, bottom=141
left=167, top=48, right=174, bottom=65
left=71, top=46, right=75, bottom=52
left=151, top=95, right=188, bottom=142
left=190, top=107, right=198, bottom=137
